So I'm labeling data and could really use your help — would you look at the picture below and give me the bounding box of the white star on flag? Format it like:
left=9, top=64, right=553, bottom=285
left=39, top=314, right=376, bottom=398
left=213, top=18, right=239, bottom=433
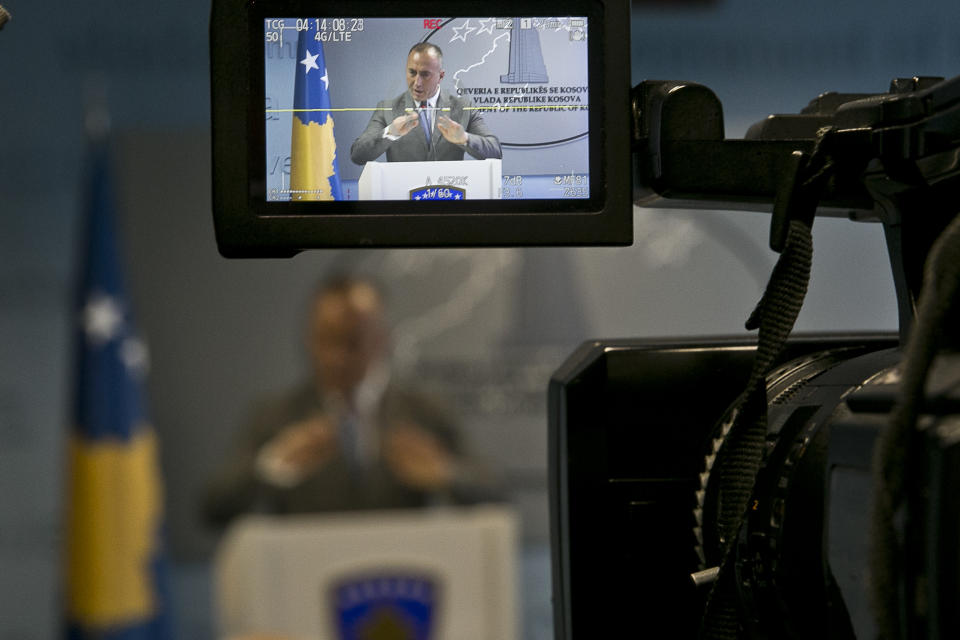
left=300, top=49, right=320, bottom=74
left=120, top=336, right=150, bottom=377
left=321, top=69, right=329, bottom=90
left=450, top=20, right=475, bottom=43
left=83, top=293, right=124, bottom=346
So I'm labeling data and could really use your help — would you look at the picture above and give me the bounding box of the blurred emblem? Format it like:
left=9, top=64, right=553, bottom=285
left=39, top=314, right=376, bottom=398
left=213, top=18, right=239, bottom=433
left=331, top=572, right=439, bottom=640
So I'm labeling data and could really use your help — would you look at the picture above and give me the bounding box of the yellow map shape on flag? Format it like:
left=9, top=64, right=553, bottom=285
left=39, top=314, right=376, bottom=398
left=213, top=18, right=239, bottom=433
left=290, top=115, right=338, bottom=201
left=65, top=427, right=163, bottom=627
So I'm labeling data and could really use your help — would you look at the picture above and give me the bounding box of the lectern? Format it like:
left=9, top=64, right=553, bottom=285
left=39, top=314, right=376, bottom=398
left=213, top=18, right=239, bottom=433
left=213, top=506, right=518, bottom=640
left=357, top=159, right=502, bottom=200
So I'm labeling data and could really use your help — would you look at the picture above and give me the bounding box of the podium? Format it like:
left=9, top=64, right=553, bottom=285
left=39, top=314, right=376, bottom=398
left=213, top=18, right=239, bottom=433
left=357, top=159, right=502, bottom=200
left=213, top=506, right=518, bottom=640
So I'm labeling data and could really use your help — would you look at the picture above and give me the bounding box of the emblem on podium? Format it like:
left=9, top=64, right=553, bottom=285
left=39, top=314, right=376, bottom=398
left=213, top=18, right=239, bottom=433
left=409, top=186, right=466, bottom=200
left=331, top=572, right=439, bottom=640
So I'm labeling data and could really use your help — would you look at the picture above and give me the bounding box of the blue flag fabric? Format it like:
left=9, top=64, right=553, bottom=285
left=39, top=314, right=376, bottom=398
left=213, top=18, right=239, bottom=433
left=290, top=26, right=343, bottom=200
left=64, top=143, right=173, bottom=640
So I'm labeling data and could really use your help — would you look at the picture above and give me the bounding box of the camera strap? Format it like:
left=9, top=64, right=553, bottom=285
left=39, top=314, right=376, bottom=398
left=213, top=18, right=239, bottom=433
left=701, top=137, right=836, bottom=639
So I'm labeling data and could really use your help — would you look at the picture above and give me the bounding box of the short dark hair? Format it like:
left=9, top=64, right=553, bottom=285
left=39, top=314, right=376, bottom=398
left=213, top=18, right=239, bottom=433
left=408, top=42, right=443, bottom=61
left=313, top=273, right=386, bottom=307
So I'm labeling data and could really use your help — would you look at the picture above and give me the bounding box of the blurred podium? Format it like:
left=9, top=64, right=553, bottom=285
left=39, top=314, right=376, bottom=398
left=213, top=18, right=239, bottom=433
left=213, top=506, right=518, bottom=640
left=357, top=159, right=502, bottom=200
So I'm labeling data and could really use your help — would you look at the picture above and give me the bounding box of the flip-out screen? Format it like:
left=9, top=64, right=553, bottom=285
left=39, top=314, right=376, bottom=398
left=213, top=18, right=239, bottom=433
left=210, top=0, right=631, bottom=254
left=264, top=16, right=591, bottom=202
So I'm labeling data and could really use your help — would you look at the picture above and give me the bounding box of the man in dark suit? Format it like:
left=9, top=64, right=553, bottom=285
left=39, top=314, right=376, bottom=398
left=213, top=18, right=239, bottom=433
left=202, top=275, right=497, bottom=526
left=350, top=43, right=502, bottom=164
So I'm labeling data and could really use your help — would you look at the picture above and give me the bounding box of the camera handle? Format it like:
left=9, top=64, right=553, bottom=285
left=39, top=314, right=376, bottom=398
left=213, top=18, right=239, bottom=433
left=632, top=74, right=960, bottom=343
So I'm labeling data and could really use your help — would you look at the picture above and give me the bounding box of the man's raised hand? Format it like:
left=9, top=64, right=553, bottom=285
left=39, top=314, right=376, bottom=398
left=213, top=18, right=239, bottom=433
left=387, top=113, right=419, bottom=137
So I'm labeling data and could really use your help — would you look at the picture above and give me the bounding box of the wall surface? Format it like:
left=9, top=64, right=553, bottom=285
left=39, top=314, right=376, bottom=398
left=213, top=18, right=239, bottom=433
left=2, top=0, right=959, bottom=638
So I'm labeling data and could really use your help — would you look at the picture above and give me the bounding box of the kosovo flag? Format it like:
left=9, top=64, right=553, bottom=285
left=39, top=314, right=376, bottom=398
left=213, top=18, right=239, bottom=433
left=64, top=142, right=173, bottom=640
left=290, top=27, right=343, bottom=200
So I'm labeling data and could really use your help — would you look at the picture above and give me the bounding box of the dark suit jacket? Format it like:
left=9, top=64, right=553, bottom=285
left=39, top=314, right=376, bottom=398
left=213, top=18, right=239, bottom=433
left=350, top=90, right=502, bottom=164
left=202, top=381, right=496, bottom=527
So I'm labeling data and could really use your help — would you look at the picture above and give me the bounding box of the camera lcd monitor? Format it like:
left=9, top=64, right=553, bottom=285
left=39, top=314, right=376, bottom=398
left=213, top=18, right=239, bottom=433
left=210, top=0, right=631, bottom=255
left=264, top=16, right=592, bottom=203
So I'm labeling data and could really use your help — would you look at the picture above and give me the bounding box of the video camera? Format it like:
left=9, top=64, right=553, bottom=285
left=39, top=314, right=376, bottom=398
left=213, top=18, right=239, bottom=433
left=551, top=75, right=960, bottom=639
left=210, top=1, right=960, bottom=637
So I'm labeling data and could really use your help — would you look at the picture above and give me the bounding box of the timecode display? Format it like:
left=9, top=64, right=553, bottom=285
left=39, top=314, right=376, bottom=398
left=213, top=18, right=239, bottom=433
left=265, top=18, right=365, bottom=43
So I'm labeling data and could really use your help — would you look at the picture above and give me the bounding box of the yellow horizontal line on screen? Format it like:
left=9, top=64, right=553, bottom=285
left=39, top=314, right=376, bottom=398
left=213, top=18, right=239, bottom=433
left=266, top=105, right=589, bottom=113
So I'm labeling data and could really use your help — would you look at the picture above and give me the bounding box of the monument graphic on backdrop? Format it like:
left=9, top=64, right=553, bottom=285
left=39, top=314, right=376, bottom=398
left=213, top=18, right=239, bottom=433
left=500, top=18, right=549, bottom=83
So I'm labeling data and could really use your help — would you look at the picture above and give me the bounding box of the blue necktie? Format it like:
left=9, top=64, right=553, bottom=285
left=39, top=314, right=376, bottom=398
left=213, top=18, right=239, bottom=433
left=419, top=101, right=431, bottom=145
left=338, top=412, right=361, bottom=472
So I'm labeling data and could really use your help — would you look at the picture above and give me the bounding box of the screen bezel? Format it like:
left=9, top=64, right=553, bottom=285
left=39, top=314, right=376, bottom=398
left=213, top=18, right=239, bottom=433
left=211, top=0, right=631, bottom=256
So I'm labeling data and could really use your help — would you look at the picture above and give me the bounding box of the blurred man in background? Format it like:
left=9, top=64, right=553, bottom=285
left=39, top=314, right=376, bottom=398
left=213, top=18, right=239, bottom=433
left=203, top=275, right=495, bottom=526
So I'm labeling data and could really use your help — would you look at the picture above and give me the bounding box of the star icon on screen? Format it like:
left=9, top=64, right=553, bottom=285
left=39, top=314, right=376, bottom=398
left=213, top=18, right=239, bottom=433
left=300, top=49, right=320, bottom=74
left=476, top=18, right=495, bottom=36
left=450, top=20, right=475, bottom=43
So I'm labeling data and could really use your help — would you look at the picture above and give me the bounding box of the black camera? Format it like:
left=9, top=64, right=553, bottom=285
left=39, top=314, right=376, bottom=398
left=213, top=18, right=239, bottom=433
left=209, top=3, right=960, bottom=637
left=550, top=77, right=960, bottom=638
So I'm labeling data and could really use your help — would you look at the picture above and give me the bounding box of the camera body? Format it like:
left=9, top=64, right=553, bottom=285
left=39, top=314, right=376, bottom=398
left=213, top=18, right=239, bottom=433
left=549, top=75, right=960, bottom=638
left=549, top=336, right=960, bottom=638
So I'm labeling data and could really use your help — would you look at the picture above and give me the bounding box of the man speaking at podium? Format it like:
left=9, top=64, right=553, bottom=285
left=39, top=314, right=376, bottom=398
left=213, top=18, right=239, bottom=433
left=350, top=43, right=502, bottom=164
left=203, top=276, right=496, bottom=526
